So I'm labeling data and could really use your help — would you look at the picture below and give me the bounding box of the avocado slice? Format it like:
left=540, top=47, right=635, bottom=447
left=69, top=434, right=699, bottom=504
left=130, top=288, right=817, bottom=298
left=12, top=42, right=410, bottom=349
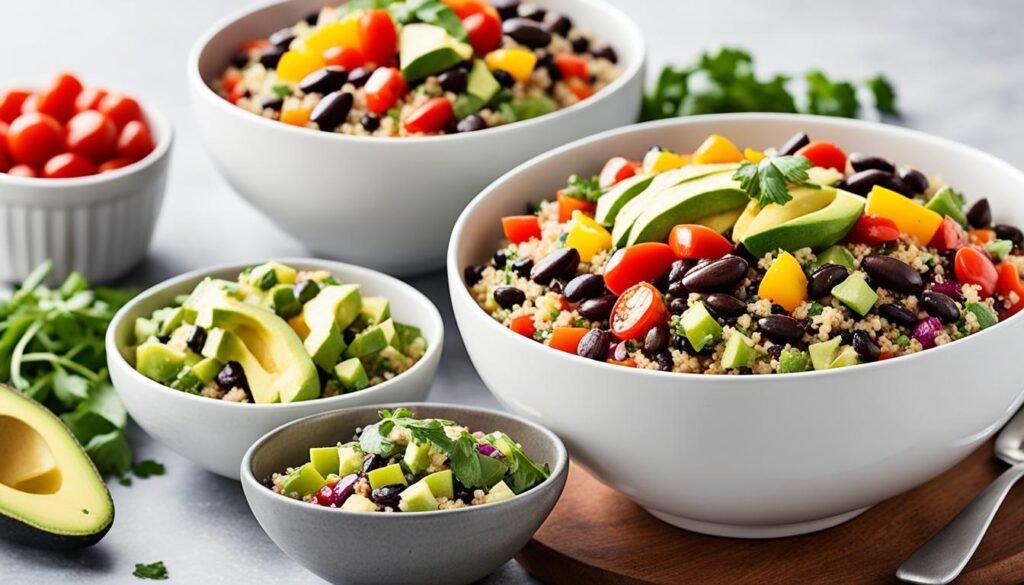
left=830, top=274, right=878, bottom=316
left=731, top=200, right=761, bottom=243
left=623, top=172, right=750, bottom=246
left=484, top=480, right=516, bottom=504
left=594, top=173, right=655, bottom=226
left=334, top=358, right=369, bottom=391
left=367, top=463, right=407, bottom=490
left=925, top=186, right=968, bottom=227
left=741, top=187, right=865, bottom=257
left=0, top=384, right=113, bottom=550
left=360, top=297, right=391, bottom=327
left=423, top=470, right=454, bottom=499
left=696, top=206, right=746, bottom=235
left=136, top=342, right=186, bottom=384
left=400, top=23, right=473, bottom=82
left=814, top=245, right=857, bottom=273
left=467, top=58, right=500, bottom=104
left=399, top=479, right=439, bottom=512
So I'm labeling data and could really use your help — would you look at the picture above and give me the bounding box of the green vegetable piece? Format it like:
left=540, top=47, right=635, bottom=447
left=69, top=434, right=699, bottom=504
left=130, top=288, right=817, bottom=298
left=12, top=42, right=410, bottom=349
left=777, top=348, right=811, bottom=373
left=966, top=301, right=998, bottom=330
left=484, top=480, right=516, bottom=504
left=310, top=447, right=341, bottom=477
left=815, top=245, right=857, bottom=272
left=295, top=279, right=321, bottom=304
left=334, top=358, right=370, bottom=391
left=395, top=323, right=424, bottom=353
left=268, top=285, right=302, bottom=319
left=499, top=93, right=556, bottom=123
left=829, top=346, right=860, bottom=369
left=281, top=463, right=326, bottom=498
left=987, top=239, right=1013, bottom=261
left=337, top=443, right=364, bottom=476
left=809, top=337, right=842, bottom=371
left=486, top=431, right=549, bottom=494
left=398, top=479, right=439, bottom=512
left=925, top=186, right=968, bottom=226
left=360, top=297, right=391, bottom=326
left=246, top=261, right=297, bottom=290
left=344, top=325, right=389, bottom=359
left=678, top=302, right=723, bottom=352
left=133, top=561, right=169, bottom=580
left=367, top=463, right=408, bottom=490
left=135, top=343, right=187, bottom=383
left=403, top=441, right=431, bottom=475
left=156, top=307, right=184, bottom=337
left=466, top=58, right=499, bottom=104
left=305, top=324, right=347, bottom=371
left=721, top=332, right=755, bottom=369
left=830, top=274, right=878, bottom=316
left=134, top=318, right=158, bottom=344
left=423, top=469, right=454, bottom=499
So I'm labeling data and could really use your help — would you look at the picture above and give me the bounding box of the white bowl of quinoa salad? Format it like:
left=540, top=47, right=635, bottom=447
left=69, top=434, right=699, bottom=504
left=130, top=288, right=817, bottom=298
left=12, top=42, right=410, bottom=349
left=447, top=113, right=1024, bottom=537
left=188, top=0, right=645, bottom=275
left=107, top=259, right=443, bottom=480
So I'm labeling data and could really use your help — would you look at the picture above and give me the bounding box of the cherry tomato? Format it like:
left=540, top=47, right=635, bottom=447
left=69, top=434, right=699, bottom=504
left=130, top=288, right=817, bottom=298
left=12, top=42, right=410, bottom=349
left=323, top=45, right=365, bottom=70
left=75, top=87, right=107, bottom=113
left=0, top=89, right=31, bottom=123
left=443, top=0, right=500, bottom=20
left=36, top=73, right=83, bottom=123
left=463, top=12, right=502, bottom=55
left=117, top=120, right=155, bottom=162
left=549, top=327, right=590, bottom=354
left=65, top=110, right=117, bottom=163
left=7, top=164, right=37, bottom=178
left=20, top=94, right=37, bottom=114
left=610, top=282, right=669, bottom=340
left=359, top=10, right=398, bottom=67
left=928, top=216, right=968, bottom=251
left=954, top=247, right=997, bottom=297
left=98, top=157, right=135, bottom=173
left=98, top=93, right=143, bottom=130
left=796, top=141, right=847, bottom=172
left=556, top=190, right=596, bottom=223
left=603, top=243, right=676, bottom=295
left=669, top=224, right=734, bottom=259
left=364, top=67, right=407, bottom=114
left=509, top=314, right=536, bottom=338
left=6, top=112, right=64, bottom=166
left=43, top=153, right=97, bottom=179
left=846, top=214, right=900, bottom=246
left=403, top=97, right=453, bottom=134
left=501, top=215, right=541, bottom=243
left=599, top=156, right=636, bottom=188
left=554, top=54, right=589, bottom=80
left=566, top=77, right=594, bottom=100
left=996, top=262, right=1024, bottom=318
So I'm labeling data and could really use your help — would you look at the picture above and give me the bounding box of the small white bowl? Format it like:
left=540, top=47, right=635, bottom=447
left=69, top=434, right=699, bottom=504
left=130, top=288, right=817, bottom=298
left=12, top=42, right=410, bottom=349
left=448, top=114, right=1024, bottom=538
left=0, top=100, right=172, bottom=284
left=188, top=0, right=645, bottom=276
left=106, top=258, right=443, bottom=479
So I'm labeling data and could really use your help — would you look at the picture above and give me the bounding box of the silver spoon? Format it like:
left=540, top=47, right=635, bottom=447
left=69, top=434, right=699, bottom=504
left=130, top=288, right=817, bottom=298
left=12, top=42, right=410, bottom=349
left=897, top=404, right=1024, bottom=584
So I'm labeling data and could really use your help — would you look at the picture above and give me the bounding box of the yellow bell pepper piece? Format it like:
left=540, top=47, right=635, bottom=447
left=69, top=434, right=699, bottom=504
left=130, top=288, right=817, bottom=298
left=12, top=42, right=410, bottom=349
left=565, top=211, right=612, bottom=262
left=485, top=49, right=537, bottom=82
left=642, top=149, right=688, bottom=173
left=744, top=147, right=766, bottom=163
left=280, top=105, right=312, bottom=126
left=865, top=185, right=943, bottom=243
left=304, top=16, right=362, bottom=55
left=692, top=134, right=744, bottom=164
left=276, top=50, right=325, bottom=83
left=758, top=251, right=808, bottom=313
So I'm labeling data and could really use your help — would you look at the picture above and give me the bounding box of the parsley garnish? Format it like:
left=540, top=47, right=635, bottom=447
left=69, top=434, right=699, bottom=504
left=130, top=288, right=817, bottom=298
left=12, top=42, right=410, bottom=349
left=733, top=155, right=813, bottom=207
left=133, top=561, right=168, bottom=580
left=484, top=432, right=550, bottom=494
left=562, top=174, right=602, bottom=203
left=805, top=70, right=859, bottom=118
left=271, top=84, right=292, bottom=98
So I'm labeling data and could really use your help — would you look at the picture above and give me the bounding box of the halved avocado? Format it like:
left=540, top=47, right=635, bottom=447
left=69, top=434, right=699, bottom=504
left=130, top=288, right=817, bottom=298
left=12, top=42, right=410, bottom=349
left=741, top=187, right=865, bottom=257
left=625, top=172, right=750, bottom=245
left=0, top=384, right=113, bottom=550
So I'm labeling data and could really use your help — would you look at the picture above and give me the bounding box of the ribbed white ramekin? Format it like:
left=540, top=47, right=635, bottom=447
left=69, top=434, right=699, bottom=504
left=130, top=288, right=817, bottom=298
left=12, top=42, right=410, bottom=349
left=0, top=103, right=172, bottom=284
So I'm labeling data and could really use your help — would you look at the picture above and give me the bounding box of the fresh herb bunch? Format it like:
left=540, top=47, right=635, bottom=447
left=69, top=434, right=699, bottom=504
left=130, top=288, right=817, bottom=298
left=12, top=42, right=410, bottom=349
left=562, top=174, right=602, bottom=202
left=641, top=47, right=899, bottom=122
left=733, top=154, right=813, bottom=207
left=0, top=261, right=137, bottom=476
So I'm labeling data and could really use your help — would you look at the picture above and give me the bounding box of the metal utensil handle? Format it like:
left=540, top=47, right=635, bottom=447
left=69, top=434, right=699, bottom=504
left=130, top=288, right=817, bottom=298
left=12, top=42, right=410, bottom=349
left=896, top=461, right=1024, bottom=585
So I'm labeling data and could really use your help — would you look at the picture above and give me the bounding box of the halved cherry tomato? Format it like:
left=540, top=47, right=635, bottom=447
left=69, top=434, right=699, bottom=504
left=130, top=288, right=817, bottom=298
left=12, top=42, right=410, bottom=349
left=43, top=153, right=97, bottom=179
left=610, top=282, right=669, bottom=340
left=509, top=314, right=536, bottom=338
left=969, top=229, right=995, bottom=245
left=75, top=87, right=107, bottom=113
left=404, top=97, right=453, bottom=134
left=36, top=73, right=83, bottom=123
left=796, top=141, right=847, bottom=172
left=501, top=215, right=541, bottom=243
left=556, top=191, right=596, bottom=223
left=66, top=110, right=118, bottom=163
left=7, top=164, right=37, bottom=177
left=364, top=67, right=407, bottom=114
left=0, top=89, right=31, bottom=123
left=996, top=262, right=1024, bottom=318
left=98, top=157, right=135, bottom=173
left=846, top=213, right=900, bottom=246
left=463, top=12, right=502, bottom=55
left=566, top=77, right=594, bottom=100
left=6, top=112, right=64, bottom=166
left=549, top=327, right=590, bottom=354
left=98, top=93, right=142, bottom=130
left=599, top=156, right=636, bottom=188
left=954, top=247, right=997, bottom=297
left=603, top=242, right=676, bottom=295
left=669, top=224, right=734, bottom=259
left=554, top=54, right=589, bottom=81
left=323, top=45, right=365, bottom=70
left=359, top=10, right=397, bottom=67
left=928, top=216, right=968, bottom=251
left=117, top=120, right=155, bottom=162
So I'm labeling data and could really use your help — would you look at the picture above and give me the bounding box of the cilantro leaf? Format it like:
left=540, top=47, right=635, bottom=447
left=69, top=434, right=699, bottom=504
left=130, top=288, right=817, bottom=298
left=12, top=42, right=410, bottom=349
left=359, top=421, right=395, bottom=457
left=133, top=561, right=169, bottom=580
left=733, top=155, right=812, bottom=207
left=132, top=460, right=166, bottom=479
left=804, top=70, right=859, bottom=118
left=85, top=430, right=132, bottom=477
left=562, top=174, right=602, bottom=203
left=485, top=432, right=550, bottom=494
left=866, top=74, right=899, bottom=116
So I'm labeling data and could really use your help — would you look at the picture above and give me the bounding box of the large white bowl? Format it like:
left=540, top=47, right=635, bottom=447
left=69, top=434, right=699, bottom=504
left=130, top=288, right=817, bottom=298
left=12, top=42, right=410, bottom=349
left=107, top=258, right=443, bottom=479
left=448, top=114, right=1024, bottom=538
left=188, top=0, right=645, bottom=276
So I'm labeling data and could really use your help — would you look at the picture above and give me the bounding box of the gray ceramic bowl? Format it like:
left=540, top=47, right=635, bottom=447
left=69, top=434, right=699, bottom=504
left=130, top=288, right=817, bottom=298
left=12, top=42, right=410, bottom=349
left=241, top=403, right=568, bottom=585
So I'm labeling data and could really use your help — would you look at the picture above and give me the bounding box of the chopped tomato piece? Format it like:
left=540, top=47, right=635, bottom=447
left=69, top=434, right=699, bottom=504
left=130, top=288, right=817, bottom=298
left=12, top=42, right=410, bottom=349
left=549, top=327, right=590, bottom=354
left=403, top=97, right=453, bottom=134
left=359, top=10, right=397, bottom=67
left=509, top=315, right=536, bottom=338
left=463, top=12, right=502, bottom=55
left=845, top=214, right=900, bottom=246
left=996, top=262, right=1024, bottom=318
left=556, top=191, right=596, bottom=223
left=554, top=54, right=588, bottom=80
left=928, top=216, right=968, bottom=251
left=599, top=156, right=636, bottom=188
left=323, top=45, right=365, bottom=70
left=566, top=77, right=594, bottom=100
left=603, top=243, right=676, bottom=295
left=954, top=247, right=997, bottom=297
left=364, top=67, right=407, bottom=114
left=796, top=141, right=848, bottom=172
left=669, top=224, right=734, bottom=259
left=610, top=282, right=669, bottom=340
left=501, top=215, right=541, bottom=243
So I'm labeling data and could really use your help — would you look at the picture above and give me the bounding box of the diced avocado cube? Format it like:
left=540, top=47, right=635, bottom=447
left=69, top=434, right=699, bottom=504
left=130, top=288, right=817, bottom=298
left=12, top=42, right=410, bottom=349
left=987, top=239, right=1013, bottom=261
left=136, top=342, right=187, bottom=383
left=246, top=261, right=297, bottom=290
left=423, top=470, right=454, bottom=500
left=267, top=285, right=302, bottom=320
left=721, top=332, right=755, bottom=369
left=809, top=337, right=842, bottom=371
left=282, top=463, right=326, bottom=498
left=338, top=444, right=364, bottom=476
left=403, top=441, right=431, bottom=475
left=777, top=348, right=811, bottom=373
left=398, top=479, right=439, bottom=512
left=830, top=274, right=878, bottom=316
left=378, top=318, right=399, bottom=349
left=305, top=323, right=347, bottom=371
left=157, top=307, right=185, bottom=337
left=344, top=326, right=388, bottom=359
left=360, top=297, right=391, bottom=326
left=308, top=284, right=362, bottom=332
left=925, top=186, right=968, bottom=227
left=966, top=301, right=998, bottom=330
left=815, top=245, right=857, bottom=273
left=134, top=317, right=158, bottom=343
left=334, top=358, right=370, bottom=391
left=485, top=480, right=516, bottom=504
left=679, top=302, right=723, bottom=352
left=829, top=346, right=860, bottom=369
left=182, top=277, right=236, bottom=326
left=191, top=357, right=223, bottom=383
left=367, top=463, right=408, bottom=490
left=341, top=494, right=378, bottom=512
left=467, top=58, right=500, bottom=104
left=310, top=447, right=341, bottom=477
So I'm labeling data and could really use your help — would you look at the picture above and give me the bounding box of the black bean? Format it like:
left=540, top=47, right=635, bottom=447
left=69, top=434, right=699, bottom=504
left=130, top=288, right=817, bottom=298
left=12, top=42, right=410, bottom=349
left=809, top=264, right=849, bottom=299
left=570, top=36, right=590, bottom=53
left=361, top=454, right=385, bottom=475
left=512, top=258, right=533, bottom=278
left=438, top=69, right=467, bottom=94
left=215, top=361, right=248, bottom=390
left=535, top=52, right=560, bottom=82
left=591, top=45, right=618, bottom=64
left=464, top=265, right=485, bottom=286
left=667, top=280, right=691, bottom=299
left=347, top=67, right=374, bottom=87
left=770, top=304, right=788, bottom=315
left=531, top=248, right=580, bottom=284
left=517, top=3, right=546, bottom=20
left=492, top=69, right=515, bottom=88
left=898, top=168, right=929, bottom=194
left=843, top=169, right=902, bottom=196
left=878, top=302, right=917, bottom=327
left=564, top=274, right=605, bottom=303
left=668, top=298, right=689, bottom=315
left=260, top=97, right=284, bottom=111
left=299, top=66, right=349, bottom=95
left=456, top=114, right=487, bottom=133
left=578, top=295, right=617, bottom=320
left=757, top=316, right=805, bottom=343
left=851, top=331, right=881, bottom=362
left=503, top=18, right=551, bottom=48
left=995, top=224, right=1024, bottom=248
left=360, top=114, right=381, bottom=132
left=231, top=51, right=249, bottom=69
left=544, top=13, right=572, bottom=36
left=268, top=27, right=296, bottom=49
left=779, top=132, right=810, bottom=156
left=643, top=324, right=669, bottom=354
left=295, top=279, right=320, bottom=303
left=653, top=352, right=674, bottom=371
left=861, top=255, right=924, bottom=295
left=259, top=46, right=286, bottom=69
left=705, top=293, right=746, bottom=318
left=310, top=91, right=353, bottom=132
left=767, top=344, right=784, bottom=359
left=668, top=259, right=697, bottom=283
left=966, top=198, right=992, bottom=229
left=577, top=329, right=610, bottom=360
left=848, top=153, right=894, bottom=174
left=493, top=248, right=508, bottom=267
left=680, top=255, right=749, bottom=293
left=370, top=485, right=404, bottom=508
left=304, top=11, right=320, bottom=25
left=494, top=286, right=526, bottom=309
left=922, top=291, right=960, bottom=323
left=492, top=0, right=520, bottom=20
left=186, top=326, right=207, bottom=354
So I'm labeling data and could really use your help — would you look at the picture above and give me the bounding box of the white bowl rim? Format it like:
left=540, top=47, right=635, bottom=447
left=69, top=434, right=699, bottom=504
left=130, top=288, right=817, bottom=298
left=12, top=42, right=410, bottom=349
left=0, top=92, right=173, bottom=190
left=239, top=400, right=569, bottom=519
left=106, top=258, right=444, bottom=410
left=448, top=112, right=1024, bottom=384
left=186, top=0, right=646, bottom=145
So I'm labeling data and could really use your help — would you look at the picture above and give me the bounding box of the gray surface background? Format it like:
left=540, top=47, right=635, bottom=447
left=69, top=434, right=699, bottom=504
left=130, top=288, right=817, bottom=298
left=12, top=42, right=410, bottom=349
left=2, top=0, right=1023, bottom=582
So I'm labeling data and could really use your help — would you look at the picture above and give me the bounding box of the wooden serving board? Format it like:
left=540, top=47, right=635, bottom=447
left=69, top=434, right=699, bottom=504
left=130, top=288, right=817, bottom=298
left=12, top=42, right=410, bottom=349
left=517, top=440, right=1024, bottom=584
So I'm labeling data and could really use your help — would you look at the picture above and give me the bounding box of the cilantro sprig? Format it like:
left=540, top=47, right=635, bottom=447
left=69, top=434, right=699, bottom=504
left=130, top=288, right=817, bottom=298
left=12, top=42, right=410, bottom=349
left=562, top=174, right=602, bottom=203
left=733, top=155, right=813, bottom=207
